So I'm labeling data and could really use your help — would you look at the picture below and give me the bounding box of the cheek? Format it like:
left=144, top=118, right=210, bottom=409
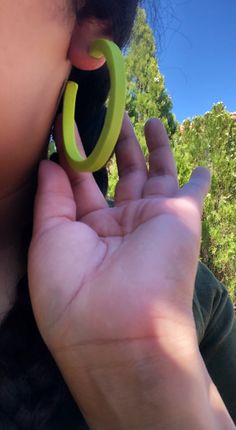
left=0, top=0, right=75, bottom=63
left=0, top=0, right=76, bottom=189
left=0, top=0, right=75, bottom=125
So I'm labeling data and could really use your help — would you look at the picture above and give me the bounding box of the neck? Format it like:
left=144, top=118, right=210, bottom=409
left=0, top=180, right=35, bottom=321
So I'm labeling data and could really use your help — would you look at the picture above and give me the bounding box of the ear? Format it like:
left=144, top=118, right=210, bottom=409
left=68, top=19, right=112, bottom=71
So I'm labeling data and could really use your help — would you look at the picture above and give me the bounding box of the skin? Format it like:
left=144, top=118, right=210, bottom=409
left=0, top=1, right=235, bottom=428
left=0, top=0, right=75, bottom=313
left=0, top=0, right=104, bottom=313
left=0, top=1, right=74, bottom=195
left=29, top=116, right=234, bottom=429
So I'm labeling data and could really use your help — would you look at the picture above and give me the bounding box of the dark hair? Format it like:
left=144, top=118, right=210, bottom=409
left=0, top=1, right=139, bottom=428
left=76, top=0, right=139, bottom=47
left=70, top=0, right=140, bottom=195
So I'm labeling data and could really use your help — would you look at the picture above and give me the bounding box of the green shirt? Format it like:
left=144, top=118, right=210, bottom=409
left=194, top=262, right=236, bottom=422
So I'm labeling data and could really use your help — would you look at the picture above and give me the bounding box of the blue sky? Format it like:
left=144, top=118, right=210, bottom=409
left=148, top=0, right=236, bottom=122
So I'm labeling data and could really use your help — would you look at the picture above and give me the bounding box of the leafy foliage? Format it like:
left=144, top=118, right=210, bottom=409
left=108, top=7, right=177, bottom=197
left=125, top=8, right=177, bottom=150
left=107, top=9, right=236, bottom=301
left=172, top=103, right=236, bottom=300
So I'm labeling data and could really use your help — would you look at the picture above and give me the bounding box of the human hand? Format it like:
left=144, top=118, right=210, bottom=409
left=29, top=114, right=210, bottom=341
left=28, top=114, right=217, bottom=429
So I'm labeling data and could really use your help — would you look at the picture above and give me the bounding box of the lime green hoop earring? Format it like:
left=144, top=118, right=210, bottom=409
left=62, top=39, right=126, bottom=172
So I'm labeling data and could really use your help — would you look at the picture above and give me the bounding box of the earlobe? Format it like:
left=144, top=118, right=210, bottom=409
left=63, top=39, right=126, bottom=172
left=68, top=20, right=111, bottom=71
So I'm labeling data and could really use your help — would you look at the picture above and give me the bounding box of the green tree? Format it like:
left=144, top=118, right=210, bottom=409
left=108, top=7, right=176, bottom=197
left=172, top=103, right=236, bottom=300
left=126, top=8, right=176, bottom=147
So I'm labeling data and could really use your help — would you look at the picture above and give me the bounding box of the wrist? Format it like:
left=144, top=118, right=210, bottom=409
left=54, top=333, right=225, bottom=430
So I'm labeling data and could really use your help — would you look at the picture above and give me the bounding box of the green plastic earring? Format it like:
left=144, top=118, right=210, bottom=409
left=62, top=39, right=126, bottom=172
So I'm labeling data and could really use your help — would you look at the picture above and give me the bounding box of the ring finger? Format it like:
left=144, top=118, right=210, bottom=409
left=143, top=118, right=179, bottom=198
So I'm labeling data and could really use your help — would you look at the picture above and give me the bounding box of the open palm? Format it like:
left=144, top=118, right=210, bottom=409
left=28, top=114, right=210, bottom=370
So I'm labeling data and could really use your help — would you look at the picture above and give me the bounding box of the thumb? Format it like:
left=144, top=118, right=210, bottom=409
left=179, top=167, right=211, bottom=213
left=32, top=160, right=76, bottom=238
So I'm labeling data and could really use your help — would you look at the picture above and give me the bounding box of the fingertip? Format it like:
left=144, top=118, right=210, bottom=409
left=38, top=158, right=62, bottom=177
left=190, top=167, right=211, bottom=196
left=192, top=166, right=211, bottom=178
left=33, top=159, right=76, bottom=238
left=38, top=159, right=54, bottom=183
left=144, top=117, right=166, bottom=133
left=37, top=159, right=72, bottom=197
left=144, top=118, right=169, bottom=149
left=118, top=111, right=135, bottom=140
left=144, top=118, right=156, bottom=135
